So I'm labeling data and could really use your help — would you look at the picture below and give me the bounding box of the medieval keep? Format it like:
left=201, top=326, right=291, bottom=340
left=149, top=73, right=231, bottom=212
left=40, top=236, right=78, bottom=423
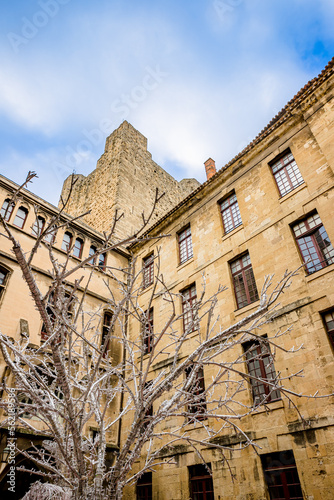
left=0, top=57, right=334, bottom=499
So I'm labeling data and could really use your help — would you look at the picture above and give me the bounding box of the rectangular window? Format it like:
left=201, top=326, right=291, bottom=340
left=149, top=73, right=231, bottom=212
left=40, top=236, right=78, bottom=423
left=322, top=309, right=334, bottom=349
left=143, top=308, right=154, bottom=354
left=293, top=213, right=334, bottom=274
left=98, top=252, right=106, bottom=270
left=244, top=340, right=280, bottom=404
left=230, top=253, right=259, bottom=309
left=136, top=472, right=152, bottom=500
left=101, top=311, right=113, bottom=357
left=32, top=216, right=45, bottom=237
left=261, top=451, right=303, bottom=500
left=185, top=365, right=207, bottom=418
left=1, top=199, right=14, bottom=222
left=220, top=193, right=242, bottom=234
left=178, top=226, right=193, bottom=264
left=181, top=284, right=197, bottom=333
left=189, top=464, right=214, bottom=500
left=143, top=254, right=154, bottom=288
left=0, top=265, right=10, bottom=302
left=270, top=150, right=304, bottom=197
left=13, top=206, right=28, bottom=229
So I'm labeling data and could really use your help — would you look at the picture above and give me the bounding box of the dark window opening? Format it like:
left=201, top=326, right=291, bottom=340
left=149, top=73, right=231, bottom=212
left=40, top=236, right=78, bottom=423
left=0, top=265, right=10, bottom=302
left=101, top=311, right=113, bottom=358
left=181, top=284, right=197, bottom=333
left=143, top=308, right=154, bottom=354
left=88, top=245, right=97, bottom=265
left=143, top=254, right=154, bottom=288
left=261, top=450, right=303, bottom=500
left=189, top=463, right=214, bottom=500
left=136, top=472, right=152, bottom=500
left=322, top=309, right=334, bottom=349
left=185, top=365, right=207, bottom=419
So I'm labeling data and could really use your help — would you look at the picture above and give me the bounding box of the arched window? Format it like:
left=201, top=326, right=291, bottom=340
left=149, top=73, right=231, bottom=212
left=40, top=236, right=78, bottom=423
left=98, top=252, right=106, bottom=270
left=73, top=237, right=84, bottom=258
left=0, top=198, right=14, bottom=222
left=32, top=216, right=45, bottom=237
left=61, top=231, right=73, bottom=252
left=88, top=245, right=97, bottom=265
left=13, top=206, right=28, bottom=229
left=44, top=225, right=57, bottom=245
left=0, top=264, right=11, bottom=302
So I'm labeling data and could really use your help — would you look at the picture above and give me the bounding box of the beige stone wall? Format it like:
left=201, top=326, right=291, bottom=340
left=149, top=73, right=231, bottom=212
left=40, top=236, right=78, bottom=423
left=122, top=72, right=334, bottom=499
left=60, top=121, right=200, bottom=239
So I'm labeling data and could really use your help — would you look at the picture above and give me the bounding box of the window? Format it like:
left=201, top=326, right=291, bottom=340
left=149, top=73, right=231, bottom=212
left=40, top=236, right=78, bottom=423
left=143, top=254, right=154, bottom=288
left=185, top=365, right=207, bottom=418
left=292, top=213, right=334, bottom=274
left=13, top=206, right=28, bottom=229
left=270, top=150, right=304, bottom=197
left=322, top=309, right=334, bottom=349
left=17, top=393, right=33, bottom=419
left=101, top=311, right=113, bottom=357
left=73, top=237, right=84, bottom=258
left=0, top=265, right=10, bottom=302
left=88, top=245, right=97, bottom=265
left=136, top=472, right=152, bottom=500
left=41, top=291, right=74, bottom=342
left=261, top=451, right=303, bottom=500
left=178, top=226, right=193, bottom=264
left=44, top=225, right=57, bottom=245
left=230, top=253, right=259, bottom=309
left=189, top=464, right=214, bottom=500
left=32, top=216, right=45, bottom=237
left=98, top=252, right=106, bottom=270
left=61, top=231, right=73, bottom=252
left=1, top=199, right=14, bottom=222
left=220, top=193, right=242, bottom=234
left=143, top=308, right=154, bottom=354
left=244, top=340, right=280, bottom=404
left=181, top=284, right=197, bottom=333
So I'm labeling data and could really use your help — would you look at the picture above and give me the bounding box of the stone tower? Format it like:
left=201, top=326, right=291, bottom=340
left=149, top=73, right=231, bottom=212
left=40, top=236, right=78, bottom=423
left=59, top=121, right=200, bottom=239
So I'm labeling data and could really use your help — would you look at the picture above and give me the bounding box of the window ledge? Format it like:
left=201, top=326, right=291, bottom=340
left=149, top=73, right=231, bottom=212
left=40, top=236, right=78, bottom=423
left=234, top=300, right=260, bottom=317
left=222, top=224, right=243, bottom=241
left=250, top=399, right=284, bottom=414
left=177, top=257, right=194, bottom=270
left=278, top=182, right=306, bottom=203
left=305, top=263, right=334, bottom=282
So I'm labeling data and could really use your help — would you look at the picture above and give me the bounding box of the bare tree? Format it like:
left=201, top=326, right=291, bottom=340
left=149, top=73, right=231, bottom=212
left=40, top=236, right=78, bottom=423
left=0, top=173, right=321, bottom=500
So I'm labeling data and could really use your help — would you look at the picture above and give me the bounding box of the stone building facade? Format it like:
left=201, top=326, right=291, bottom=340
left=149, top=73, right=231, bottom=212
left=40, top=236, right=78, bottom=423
left=0, top=56, right=333, bottom=499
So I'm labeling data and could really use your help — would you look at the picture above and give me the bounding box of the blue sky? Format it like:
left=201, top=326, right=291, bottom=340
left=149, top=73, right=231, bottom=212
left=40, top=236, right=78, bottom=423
left=0, top=0, right=334, bottom=205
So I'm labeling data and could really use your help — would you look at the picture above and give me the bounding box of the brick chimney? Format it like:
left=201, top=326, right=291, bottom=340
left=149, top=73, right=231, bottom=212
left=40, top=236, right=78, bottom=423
left=204, top=158, right=216, bottom=180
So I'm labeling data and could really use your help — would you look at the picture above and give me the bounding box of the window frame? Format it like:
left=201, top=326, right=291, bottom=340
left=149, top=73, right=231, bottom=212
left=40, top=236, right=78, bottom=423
left=261, top=450, right=303, bottom=500
left=181, top=284, right=197, bottom=333
left=32, top=215, right=46, bottom=237
left=13, top=206, right=28, bottom=229
left=0, top=264, right=11, bottom=304
left=1, top=198, right=15, bottom=222
left=188, top=464, right=214, bottom=500
left=61, top=231, right=73, bottom=252
left=322, top=309, right=334, bottom=350
left=230, top=253, right=259, bottom=309
left=185, top=365, right=207, bottom=419
left=219, top=192, right=242, bottom=234
left=292, top=212, right=334, bottom=274
left=243, top=339, right=281, bottom=405
left=143, top=308, right=154, bottom=355
left=178, top=226, right=193, bottom=264
left=98, top=252, right=106, bottom=271
left=101, top=311, right=113, bottom=358
left=73, top=237, right=84, bottom=259
left=136, top=471, right=152, bottom=500
left=88, top=245, right=97, bottom=265
left=143, top=253, right=154, bottom=288
left=270, top=149, right=304, bottom=197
